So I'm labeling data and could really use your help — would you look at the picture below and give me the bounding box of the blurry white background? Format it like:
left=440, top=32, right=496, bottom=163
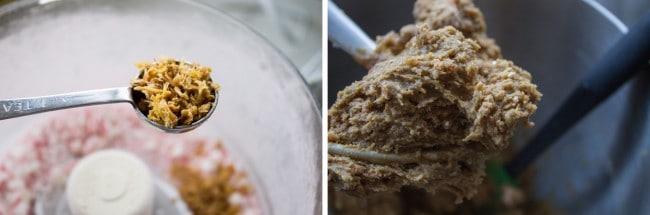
left=197, top=0, right=322, bottom=105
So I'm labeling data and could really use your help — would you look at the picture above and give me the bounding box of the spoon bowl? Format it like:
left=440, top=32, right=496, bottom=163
left=130, top=86, right=219, bottom=133
left=129, top=60, right=220, bottom=133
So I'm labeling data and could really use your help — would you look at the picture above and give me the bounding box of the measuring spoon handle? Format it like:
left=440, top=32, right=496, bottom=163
left=0, top=87, right=132, bottom=120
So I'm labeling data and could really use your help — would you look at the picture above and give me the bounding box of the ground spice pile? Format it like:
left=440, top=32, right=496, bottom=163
left=132, top=57, right=221, bottom=128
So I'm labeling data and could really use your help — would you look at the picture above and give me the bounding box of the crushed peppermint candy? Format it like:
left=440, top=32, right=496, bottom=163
left=0, top=105, right=259, bottom=214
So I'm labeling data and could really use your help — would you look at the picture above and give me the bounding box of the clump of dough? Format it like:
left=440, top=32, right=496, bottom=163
left=356, top=0, right=501, bottom=68
left=328, top=25, right=541, bottom=202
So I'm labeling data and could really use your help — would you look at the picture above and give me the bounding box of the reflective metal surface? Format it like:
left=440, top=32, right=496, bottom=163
left=0, top=87, right=131, bottom=120
left=476, top=1, right=650, bottom=214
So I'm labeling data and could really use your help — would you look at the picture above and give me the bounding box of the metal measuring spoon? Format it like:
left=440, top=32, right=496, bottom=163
left=0, top=71, right=219, bottom=133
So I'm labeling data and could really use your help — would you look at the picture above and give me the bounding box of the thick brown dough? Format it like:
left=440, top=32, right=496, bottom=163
left=356, top=0, right=501, bottom=68
left=329, top=23, right=541, bottom=202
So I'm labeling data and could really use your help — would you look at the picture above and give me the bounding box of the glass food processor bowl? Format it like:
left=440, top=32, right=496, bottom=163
left=0, top=0, right=321, bottom=214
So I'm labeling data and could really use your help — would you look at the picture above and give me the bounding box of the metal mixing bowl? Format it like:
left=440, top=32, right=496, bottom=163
left=477, top=1, right=650, bottom=214
left=329, top=0, right=650, bottom=214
